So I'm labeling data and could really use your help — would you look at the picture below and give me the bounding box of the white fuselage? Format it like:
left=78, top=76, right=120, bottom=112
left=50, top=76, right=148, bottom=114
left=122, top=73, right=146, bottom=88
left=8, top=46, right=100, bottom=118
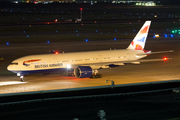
left=7, top=49, right=146, bottom=74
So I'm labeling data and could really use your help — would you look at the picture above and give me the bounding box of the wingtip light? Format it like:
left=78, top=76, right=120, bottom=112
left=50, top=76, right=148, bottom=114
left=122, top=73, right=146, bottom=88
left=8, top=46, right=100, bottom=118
left=163, top=57, right=168, bottom=61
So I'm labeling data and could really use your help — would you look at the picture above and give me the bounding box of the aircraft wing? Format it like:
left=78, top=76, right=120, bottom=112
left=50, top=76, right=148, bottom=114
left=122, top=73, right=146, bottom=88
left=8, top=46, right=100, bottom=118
left=137, top=50, right=173, bottom=56
left=71, top=58, right=171, bottom=67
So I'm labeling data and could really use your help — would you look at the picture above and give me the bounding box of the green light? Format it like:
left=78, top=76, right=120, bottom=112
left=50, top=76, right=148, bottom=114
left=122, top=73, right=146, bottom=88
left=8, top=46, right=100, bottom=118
left=175, top=30, right=177, bottom=33
left=172, top=31, right=174, bottom=33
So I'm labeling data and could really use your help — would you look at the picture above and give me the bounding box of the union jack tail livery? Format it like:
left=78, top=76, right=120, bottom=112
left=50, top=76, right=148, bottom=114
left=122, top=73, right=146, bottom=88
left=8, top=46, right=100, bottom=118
left=127, top=21, right=151, bottom=50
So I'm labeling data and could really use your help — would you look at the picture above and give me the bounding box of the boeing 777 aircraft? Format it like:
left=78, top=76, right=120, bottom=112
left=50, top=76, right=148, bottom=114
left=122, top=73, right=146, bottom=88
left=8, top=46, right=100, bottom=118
left=7, top=21, right=172, bottom=82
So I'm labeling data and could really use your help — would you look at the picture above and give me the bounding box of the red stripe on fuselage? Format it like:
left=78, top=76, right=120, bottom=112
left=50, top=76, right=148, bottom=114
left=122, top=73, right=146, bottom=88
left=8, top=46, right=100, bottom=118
left=23, top=59, right=41, bottom=64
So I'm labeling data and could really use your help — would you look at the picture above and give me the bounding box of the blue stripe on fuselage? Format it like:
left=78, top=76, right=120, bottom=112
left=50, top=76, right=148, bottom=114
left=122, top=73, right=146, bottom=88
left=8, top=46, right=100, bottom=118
left=11, top=68, right=69, bottom=75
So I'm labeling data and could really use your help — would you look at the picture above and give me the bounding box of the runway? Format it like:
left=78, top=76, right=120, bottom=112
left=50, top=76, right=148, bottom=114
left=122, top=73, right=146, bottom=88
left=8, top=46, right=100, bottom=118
left=0, top=39, right=180, bottom=95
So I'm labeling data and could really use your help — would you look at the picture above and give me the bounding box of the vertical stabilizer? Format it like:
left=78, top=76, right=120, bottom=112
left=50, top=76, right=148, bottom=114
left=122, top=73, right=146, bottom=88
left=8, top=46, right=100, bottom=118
left=127, top=21, right=151, bottom=50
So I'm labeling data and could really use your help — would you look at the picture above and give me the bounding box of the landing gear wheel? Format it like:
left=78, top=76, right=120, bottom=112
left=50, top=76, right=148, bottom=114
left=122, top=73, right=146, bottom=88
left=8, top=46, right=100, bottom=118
left=90, top=75, right=96, bottom=78
left=90, top=74, right=102, bottom=78
left=20, top=76, right=25, bottom=82
left=95, top=75, right=99, bottom=78
left=98, top=74, right=102, bottom=78
left=92, top=75, right=96, bottom=78
left=21, top=78, right=25, bottom=82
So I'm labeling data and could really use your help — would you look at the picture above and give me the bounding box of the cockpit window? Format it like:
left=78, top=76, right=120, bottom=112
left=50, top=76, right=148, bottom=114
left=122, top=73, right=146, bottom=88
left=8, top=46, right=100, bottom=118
left=10, top=63, right=18, bottom=65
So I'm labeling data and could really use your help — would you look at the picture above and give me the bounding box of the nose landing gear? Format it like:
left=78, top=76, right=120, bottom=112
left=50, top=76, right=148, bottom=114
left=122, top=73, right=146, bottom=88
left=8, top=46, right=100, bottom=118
left=17, top=73, right=25, bottom=82
left=20, top=76, right=25, bottom=82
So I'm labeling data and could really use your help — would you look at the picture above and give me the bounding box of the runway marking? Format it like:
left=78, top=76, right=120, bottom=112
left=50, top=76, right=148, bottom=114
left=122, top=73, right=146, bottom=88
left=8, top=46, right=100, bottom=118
left=0, top=81, right=26, bottom=86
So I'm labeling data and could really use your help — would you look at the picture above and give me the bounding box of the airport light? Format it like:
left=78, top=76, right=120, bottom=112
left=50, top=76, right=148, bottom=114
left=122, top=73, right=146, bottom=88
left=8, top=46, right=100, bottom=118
left=85, top=39, right=88, bottom=42
left=163, top=57, right=168, bottom=61
left=171, top=29, right=180, bottom=34
left=66, top=64, right=71, bottom=69
left=6, top=42, right=9, bottom=45
left=47, top=41, right=50, bottom=44
left=155, top=34, right=159, bottom=38
left=80, top=8, right=82, bottom=20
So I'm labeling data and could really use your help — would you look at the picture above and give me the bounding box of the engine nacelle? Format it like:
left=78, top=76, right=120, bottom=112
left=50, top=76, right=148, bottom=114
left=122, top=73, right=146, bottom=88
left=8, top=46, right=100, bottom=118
left=74, top=66, right=92, bottom=78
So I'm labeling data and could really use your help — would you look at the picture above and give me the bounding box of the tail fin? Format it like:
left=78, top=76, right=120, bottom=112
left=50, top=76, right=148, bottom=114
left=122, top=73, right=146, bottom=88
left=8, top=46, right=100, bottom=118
left=127, top=21, right=151, bottom=50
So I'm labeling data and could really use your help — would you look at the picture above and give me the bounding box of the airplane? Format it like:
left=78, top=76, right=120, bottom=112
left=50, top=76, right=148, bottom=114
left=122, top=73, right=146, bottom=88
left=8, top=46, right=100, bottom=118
left=7, top=21, right=172, bottom=82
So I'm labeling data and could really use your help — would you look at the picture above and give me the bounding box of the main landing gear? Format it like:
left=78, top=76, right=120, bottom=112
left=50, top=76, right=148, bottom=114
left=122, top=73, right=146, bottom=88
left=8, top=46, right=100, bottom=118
left=90, top=69, right=102, bottom=78
left=20, top=76, right=25, bottom=82
left=17, top=73, right=25, bottom=82
left=90, top=74, right=102, bottom=78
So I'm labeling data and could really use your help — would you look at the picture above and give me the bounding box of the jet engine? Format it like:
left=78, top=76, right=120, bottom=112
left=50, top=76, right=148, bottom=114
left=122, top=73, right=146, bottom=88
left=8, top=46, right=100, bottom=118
left=74, top=66, right=92, bottom=78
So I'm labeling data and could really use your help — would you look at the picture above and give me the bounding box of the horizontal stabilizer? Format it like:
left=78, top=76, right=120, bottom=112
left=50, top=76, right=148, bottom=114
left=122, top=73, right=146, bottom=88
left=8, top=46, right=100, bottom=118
left=137, top=50, right=173, bottom=56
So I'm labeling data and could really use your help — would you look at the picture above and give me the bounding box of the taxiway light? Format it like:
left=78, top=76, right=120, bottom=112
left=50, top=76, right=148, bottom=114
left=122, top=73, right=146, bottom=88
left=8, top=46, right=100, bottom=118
left=47, top=41, right=50, bottom=44
left=6, top=42, right=9, bottom=45
left=114, top=38, right=116, bottom=40
left=155, top=34, right=159, bottom=38
left=86, top=39, right=88, bottom=42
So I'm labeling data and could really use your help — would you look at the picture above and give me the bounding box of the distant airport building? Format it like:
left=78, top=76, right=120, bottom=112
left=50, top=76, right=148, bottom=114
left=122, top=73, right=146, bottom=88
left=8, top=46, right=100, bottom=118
left=10, top=0, right=160, bottom=5
left=111, top=1, right=156, bottom=6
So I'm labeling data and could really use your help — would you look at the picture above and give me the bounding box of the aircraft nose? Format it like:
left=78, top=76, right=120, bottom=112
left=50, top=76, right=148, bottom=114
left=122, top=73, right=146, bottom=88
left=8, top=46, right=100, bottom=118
left=7, top=64, right=11, bottom=71
left=7, top=64, right=14, bottom=72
